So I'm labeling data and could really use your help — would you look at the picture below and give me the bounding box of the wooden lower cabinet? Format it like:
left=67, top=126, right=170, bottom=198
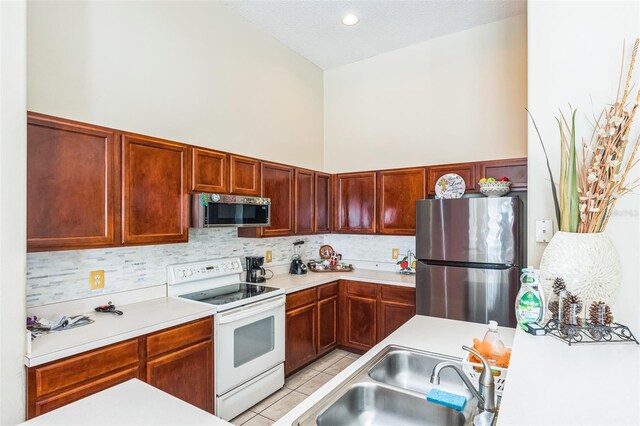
left=317, top=282, right=339, bottom=356
left=27, top=317, right=214, bottom=419
left=285, top=302, right=317, bottom=375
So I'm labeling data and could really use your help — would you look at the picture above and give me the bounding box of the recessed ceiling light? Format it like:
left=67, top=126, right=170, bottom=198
left=342, top=14, right=359, bottom=26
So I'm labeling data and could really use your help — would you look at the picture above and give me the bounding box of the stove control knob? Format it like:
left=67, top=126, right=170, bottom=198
left=186, top=269, right=193, bottom=277
left=233, top=261, right=240, bottom=269
left=178, top=270, right=185, bottom=278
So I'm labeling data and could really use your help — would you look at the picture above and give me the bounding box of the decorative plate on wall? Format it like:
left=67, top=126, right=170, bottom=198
left=435, top=173, right=465, bottom=199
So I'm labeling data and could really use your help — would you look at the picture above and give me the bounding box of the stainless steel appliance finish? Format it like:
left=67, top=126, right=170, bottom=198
left=166, top=258, right=285, bottom=421
left=294, top=345, right=478, bottom=426
left=191, top=193, right=270, bottom=228
left=416, top=197, right=523, bottom=327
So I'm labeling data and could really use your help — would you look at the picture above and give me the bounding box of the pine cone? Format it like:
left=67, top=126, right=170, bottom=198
left=549, top=300, right=559, bottom=316
left=588, top=301, right=613, bottom=326
left=552, top=277, right=566, bottom=295
left=562, top=294, right=583, bottom=326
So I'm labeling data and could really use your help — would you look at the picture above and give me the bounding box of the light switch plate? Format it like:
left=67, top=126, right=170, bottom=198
left=535, top=220, right=554, bottom=243
left=90, top=270, right=105, bottom=290
left=391, top=248, right=400, bottom=260
left=266, top=250, right=273, bottom=263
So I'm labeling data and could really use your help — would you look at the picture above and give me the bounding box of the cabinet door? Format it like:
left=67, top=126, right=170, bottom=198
left=122, top=134, right=188, bottom=244
left=229, top=155, right=261, bottom=196
left=379, top=286, right=416, bottom=340
left=190, top=147, right=228, bottom=193
left=27, top=113, right=118, bottom=252
left=285, top=303, right=317, bottom=375
left=427, top=163, right=477, bottom=195
left=314, top=172, right=332, bottom=234
left=295, top=168, right=315, bottom=234
left=146, top=340, right=214, bottom=413
left=340, top=281, right=379, bottom=351
left=317, top=283, right=339, bottom=356
left=261, top=162, right=294, bottom=237
left=480, top=158, right=527, bottom=190
left=378, top=168, right=426, bottom=235
left=334, top=172, right=377, bottom=233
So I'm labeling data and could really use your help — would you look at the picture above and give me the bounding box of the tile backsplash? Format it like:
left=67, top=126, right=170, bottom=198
left=26, top=229, right=416, bottom=307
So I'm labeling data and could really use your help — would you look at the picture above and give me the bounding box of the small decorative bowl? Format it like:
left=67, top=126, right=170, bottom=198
left=479, top=181, right=511, bottom=197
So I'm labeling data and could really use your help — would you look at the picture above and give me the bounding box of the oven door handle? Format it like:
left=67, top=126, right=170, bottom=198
left=216, top=296, right=285, bottom=324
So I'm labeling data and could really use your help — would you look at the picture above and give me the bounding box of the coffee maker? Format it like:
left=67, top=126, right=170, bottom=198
left=245, top=256, right=266, bottom=283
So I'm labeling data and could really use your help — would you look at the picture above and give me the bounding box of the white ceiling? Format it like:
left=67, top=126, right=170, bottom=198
left=224, top=0, right=526, bottom=70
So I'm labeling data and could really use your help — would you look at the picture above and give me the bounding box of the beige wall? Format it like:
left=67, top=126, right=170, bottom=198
left=323, top=14, right=527, bottom=173
left=0, top=0, right=27, bottom=424
left=528, top=0, right=640, bottom=329
left=27, top=0, right=324, bottom=170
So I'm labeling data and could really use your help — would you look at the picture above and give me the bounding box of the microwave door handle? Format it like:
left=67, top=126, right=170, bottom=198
left=217, top=297, right=284, bottom=324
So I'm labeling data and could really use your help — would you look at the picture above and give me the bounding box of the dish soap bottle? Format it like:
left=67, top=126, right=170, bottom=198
left=482, top=320, right=506, bottom=367
left=515, top=267, right=545, bottom=330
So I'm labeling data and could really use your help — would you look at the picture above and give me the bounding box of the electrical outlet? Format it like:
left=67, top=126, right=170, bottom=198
left=392, top=248, right=400, bottom=260
left=266, top=250, right=273, bottom=263
left=90, top=270, right=105, bottom=290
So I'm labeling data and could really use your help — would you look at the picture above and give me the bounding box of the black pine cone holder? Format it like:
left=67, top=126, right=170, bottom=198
left=544, top=319, right=639, bottom=346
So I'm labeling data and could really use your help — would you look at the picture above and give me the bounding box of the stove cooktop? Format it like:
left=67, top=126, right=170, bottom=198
left=179, top=283, right=282, bottom=309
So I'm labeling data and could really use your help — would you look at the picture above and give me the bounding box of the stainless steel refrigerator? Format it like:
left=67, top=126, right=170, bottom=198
left=416, top=197, right=523, bottom=328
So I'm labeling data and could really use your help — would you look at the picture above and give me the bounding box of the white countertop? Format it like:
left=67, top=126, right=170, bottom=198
left=18, top=379, right=229, bottom=425
left=276, top=315, right=515, bottom=425
left=267, top=269, right=415, bottom=294
left=497, top=329, right=640, bottom=425
left=25, top=297, right=217, bottom=367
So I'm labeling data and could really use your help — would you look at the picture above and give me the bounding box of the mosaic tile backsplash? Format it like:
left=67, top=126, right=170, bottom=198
left=26, top=229, right=415, bottom=307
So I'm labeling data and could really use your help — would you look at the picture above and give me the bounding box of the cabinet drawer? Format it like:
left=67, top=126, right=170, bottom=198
left=380, top=285, right=415, bottom=305
left=146, top=317, right=213, bottom=358
left=317, top=282, right=339, bottom=300
left=286, top=288, right=316, bottom=311
left=34, top=339, right=139, bottom=398
left=344, top=281, right=378, bottom=298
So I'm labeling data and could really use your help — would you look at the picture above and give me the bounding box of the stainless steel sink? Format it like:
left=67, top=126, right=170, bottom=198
left=316, top=382, right=466, bottom=426
left=294, top=345, right=478, bottom=426
left=368, top=348, right=463, bottom=394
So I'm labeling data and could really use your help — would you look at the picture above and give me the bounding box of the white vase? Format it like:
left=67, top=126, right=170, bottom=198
left=539, top=231, right=621, bottom=310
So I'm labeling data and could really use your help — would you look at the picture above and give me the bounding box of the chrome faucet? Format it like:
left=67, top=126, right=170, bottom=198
left=430, top=345, right=496, bottom=414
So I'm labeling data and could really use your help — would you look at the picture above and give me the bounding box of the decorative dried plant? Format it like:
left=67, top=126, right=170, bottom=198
left=530, top=38, right=640, bottom=233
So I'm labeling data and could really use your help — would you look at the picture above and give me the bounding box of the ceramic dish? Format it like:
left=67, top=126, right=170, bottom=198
left=434, top=173, right=466, bottom=199
left=479, top=181, right=512, bottom=197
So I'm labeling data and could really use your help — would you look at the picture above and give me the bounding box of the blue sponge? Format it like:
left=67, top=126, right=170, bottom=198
left=426, top=388, right=467, bottom=411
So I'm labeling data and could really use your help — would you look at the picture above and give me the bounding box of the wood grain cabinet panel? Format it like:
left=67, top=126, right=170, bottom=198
left=378, top=168, right=426, bottom=235
left=480, top=158, right=528, bottom=190
left=344, top=295, right=378, bottom=351
left=315, top=172, right=332, bottom=234
left=285, top=302, right=317, bottom=375
left=122, top=134, right=188, bottom=244
left=146, top=317, right=212, bottom=358
left=190, top=147, right=228, bottom=193
left=146, top=339, right=214, bottom=413
left=259, top=162, right=294, bottom=237
left=27, top=113, right=118, bottom=252
left=229, top=155, right=261, bottom=196
left=427, top=163, right=477, bottom=195
left=379, top=286, right=416, bottom=340
left=334, top=172, right=377, bottom=234
left=295, top=168, right=315, bottom=234
left=317, top=282, right=339, bottom=356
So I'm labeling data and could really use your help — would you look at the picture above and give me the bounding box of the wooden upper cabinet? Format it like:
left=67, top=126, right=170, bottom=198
left=314, top=172, right=332, bottom=234
left=334, top=172, right=377, bottom=234
left=480, top=158, right=528, bottom=190
left=190, top=147, right=228, bottom=193
left=122, top=134, right=188, bottom=245
left=229, top=155, right=261, bottom=196
left=27, top=113, right=118, bottom=252
left=378, top=168, right=426, bottom=235
left=427, top=162, right=477, bottom=195
left=295, top=168, right=315, bottom=235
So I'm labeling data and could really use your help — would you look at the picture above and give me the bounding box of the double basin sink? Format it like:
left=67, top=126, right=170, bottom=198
left=295, top=345, right=479, bottom=426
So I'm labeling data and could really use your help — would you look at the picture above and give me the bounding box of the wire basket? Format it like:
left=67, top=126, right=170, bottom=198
left=461, top=352, right=509, bottom=396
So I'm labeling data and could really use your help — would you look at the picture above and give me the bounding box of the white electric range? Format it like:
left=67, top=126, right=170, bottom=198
left=167, top=258, right=285, bottom=421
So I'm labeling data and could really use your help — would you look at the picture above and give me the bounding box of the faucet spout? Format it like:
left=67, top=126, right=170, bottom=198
left=430, top=346, right=496, bottom=414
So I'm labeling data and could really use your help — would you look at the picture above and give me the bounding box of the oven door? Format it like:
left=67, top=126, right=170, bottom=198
left=215, top=295, right=285, bottom=395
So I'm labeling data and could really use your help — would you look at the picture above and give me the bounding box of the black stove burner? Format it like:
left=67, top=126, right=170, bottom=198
left=179, top=283, right=279, bottom=306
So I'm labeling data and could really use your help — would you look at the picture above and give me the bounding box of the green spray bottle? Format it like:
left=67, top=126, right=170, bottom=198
left=515, top=267, right=545, bottom=330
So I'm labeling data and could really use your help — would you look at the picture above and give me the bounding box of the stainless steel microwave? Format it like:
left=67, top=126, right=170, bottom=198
left=191, top=193, right=271, bottom=228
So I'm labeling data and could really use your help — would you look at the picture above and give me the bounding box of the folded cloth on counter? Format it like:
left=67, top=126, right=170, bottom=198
left=27, top=314, right=94, bottom=339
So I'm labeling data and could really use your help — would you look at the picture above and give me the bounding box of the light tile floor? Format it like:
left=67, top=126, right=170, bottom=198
left=230, top=349, right=361, bottom=426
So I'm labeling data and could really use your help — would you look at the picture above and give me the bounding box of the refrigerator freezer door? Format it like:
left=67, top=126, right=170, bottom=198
left=416, top=261, right=518, bottom=327
left=416, top=197, right=520, bottom=265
